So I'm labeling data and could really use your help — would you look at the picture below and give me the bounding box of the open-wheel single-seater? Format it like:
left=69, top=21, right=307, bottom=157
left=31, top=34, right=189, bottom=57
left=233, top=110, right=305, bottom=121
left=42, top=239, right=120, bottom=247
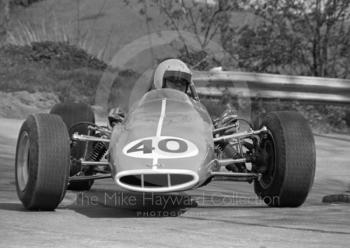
left=15, top=86, right=316, bottom=210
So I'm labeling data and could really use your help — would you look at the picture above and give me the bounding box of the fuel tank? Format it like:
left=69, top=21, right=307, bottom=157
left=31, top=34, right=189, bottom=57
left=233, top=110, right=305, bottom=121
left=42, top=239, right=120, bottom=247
left=110, top=89, right=215, bottom=192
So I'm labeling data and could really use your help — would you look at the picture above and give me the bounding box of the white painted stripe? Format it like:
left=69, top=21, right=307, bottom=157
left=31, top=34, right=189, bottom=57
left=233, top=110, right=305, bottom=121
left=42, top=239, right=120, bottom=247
left=156, top=98, right=167, bottom=137
left=153, top=98, right=167, bottom=165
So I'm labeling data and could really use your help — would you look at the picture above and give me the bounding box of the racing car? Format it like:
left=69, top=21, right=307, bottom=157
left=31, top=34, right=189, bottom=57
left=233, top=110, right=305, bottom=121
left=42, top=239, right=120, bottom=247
left=15, top=74, right=315, bottom=211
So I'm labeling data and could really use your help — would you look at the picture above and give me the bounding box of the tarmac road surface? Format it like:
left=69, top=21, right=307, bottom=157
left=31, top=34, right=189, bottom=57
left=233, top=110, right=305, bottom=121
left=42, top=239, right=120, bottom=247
left=0, top=118, right=349, bottom=248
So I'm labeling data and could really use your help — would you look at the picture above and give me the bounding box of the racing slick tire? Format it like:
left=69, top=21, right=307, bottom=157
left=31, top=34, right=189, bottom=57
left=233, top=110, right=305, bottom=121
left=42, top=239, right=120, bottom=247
left=15, top=114, right=70, bottom=210
left=254, top=111, right=316, bottom=207
left=50, top=102, right=95, bottom=191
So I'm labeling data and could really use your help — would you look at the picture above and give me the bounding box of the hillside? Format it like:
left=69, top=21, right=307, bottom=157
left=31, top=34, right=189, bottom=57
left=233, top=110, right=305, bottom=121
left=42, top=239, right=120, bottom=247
left=0, top=41, right=106, bottom=117
left=9, top=0, right=168, bottom=62
left=0, top=1, right=348, bottom=133
left=8, top=1, right=257, bottom=65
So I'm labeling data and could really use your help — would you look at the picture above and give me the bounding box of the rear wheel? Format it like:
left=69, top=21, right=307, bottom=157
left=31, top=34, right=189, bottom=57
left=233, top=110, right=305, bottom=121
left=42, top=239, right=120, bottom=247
left=50, top=102, right=95, bottom=191
left=254, top=111, right=316, bottom=207
left=15, top=114, right=70, bottom=210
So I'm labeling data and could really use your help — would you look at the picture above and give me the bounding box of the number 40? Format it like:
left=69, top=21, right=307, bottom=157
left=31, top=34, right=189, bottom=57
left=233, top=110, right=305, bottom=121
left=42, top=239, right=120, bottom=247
left=126, top=138, right=188, bottom=154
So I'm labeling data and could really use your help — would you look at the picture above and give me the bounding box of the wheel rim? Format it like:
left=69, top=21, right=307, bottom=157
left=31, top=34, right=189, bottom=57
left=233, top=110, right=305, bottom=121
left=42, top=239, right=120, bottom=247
left=17, top=131, right=30, bottom=191
left=259, top=131, right=276, bottom=189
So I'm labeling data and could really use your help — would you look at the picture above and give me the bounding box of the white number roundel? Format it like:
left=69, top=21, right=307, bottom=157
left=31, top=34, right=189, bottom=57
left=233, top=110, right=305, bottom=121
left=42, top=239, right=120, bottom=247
left=122, top=136, right=199, bottom=159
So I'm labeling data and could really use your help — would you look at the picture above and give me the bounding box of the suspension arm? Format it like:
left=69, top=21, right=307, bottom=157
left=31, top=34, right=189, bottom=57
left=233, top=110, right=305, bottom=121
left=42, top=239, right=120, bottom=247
left=69, top=174, right=112, bottom=181
left=213, top=126, right=267, bottom=143
left=213, top=124, right=238, bottom=135
left=72, top=133, right=110, bottom=143
left=210, top=172, right=261, bottom=182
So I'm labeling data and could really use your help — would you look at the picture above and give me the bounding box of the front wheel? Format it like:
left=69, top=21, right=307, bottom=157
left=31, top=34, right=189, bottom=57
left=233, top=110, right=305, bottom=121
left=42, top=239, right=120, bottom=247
left=15, top=114, right=70, bottom=210
left=254, top=111, right=316, bottom=207
left=50, top=102, right=95, bottom=191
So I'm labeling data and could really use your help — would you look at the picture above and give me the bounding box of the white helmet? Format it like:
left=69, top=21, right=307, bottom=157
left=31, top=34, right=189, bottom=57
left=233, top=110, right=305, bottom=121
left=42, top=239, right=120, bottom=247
left=153, top=59, right=192, bottom=92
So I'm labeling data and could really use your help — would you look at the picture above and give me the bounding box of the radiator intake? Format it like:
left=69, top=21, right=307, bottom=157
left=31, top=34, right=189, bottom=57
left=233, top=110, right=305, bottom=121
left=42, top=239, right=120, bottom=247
left=116, top=169, right=199, bottom=193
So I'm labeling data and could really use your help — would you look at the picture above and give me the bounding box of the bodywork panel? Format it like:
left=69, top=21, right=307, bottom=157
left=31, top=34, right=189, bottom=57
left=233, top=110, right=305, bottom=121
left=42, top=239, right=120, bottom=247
left=110, top=89, right=214, bottom=191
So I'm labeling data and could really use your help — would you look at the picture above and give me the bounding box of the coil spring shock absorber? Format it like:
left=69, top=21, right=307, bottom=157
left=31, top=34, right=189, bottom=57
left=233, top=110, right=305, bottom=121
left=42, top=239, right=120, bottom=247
left=87, top=141, right=108, bottom=161
left=216, top=140, right=238, bottom=158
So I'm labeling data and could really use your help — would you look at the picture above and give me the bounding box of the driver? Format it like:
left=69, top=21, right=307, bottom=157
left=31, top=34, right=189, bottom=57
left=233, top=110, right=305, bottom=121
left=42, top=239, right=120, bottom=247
left=152, top=58, right=192, bottom=93
left=109, top=59, right=193, bottom=127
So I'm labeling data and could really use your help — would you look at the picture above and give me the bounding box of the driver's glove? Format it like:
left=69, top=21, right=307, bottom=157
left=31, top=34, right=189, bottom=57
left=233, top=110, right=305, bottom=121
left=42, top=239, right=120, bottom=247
left=108, top=107, right=125, bottom=127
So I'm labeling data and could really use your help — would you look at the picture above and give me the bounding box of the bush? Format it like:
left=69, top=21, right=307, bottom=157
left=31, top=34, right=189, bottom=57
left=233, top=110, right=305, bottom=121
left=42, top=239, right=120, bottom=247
left=1, top=41, right=107, bottom=70
left=251, top=99, right=350, bottom=133
left=345, top=110, right=350, bottom=127
left=11, top=0, right=43, bottom=7
left=29, top=41, right=107, bottom=70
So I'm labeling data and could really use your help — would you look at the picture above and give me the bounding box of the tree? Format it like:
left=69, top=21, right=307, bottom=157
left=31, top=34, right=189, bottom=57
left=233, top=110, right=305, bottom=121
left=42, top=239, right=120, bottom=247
left=123, top=0, right=246, bottom=69
left=236, top=0, right=350, bottom=78
left=124, top=0, right=350, bottom=77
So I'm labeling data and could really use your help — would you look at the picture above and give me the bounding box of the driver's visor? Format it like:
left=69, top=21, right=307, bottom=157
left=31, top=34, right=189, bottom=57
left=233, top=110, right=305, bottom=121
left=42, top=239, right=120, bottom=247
left=163, top=70, right=192, bottom=85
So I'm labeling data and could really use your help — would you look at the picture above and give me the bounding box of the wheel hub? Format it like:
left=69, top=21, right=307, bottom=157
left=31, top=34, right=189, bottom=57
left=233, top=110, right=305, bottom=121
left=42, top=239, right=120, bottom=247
left=255, top=134, right=276, bottom=189
left=16, top=131, right=30, bottom=191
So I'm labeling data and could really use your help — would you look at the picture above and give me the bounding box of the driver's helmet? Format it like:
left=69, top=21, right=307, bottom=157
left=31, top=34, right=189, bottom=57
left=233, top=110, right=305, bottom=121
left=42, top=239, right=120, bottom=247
left=152, top=59, right=192, bottom=93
